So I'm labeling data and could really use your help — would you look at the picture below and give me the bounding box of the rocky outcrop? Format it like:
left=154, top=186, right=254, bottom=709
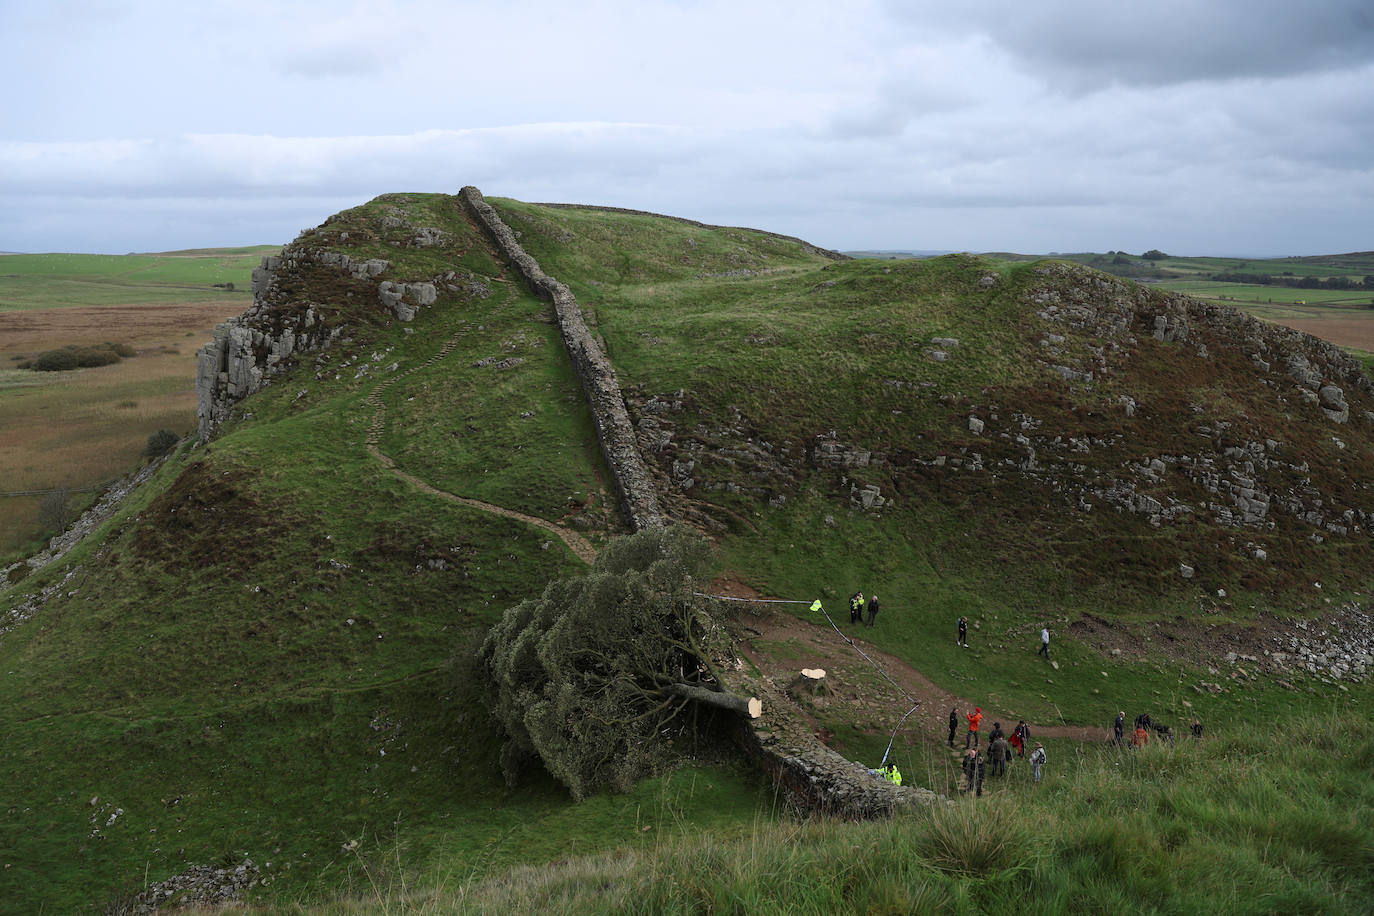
left=197, top=244, right=461, bottom=441
left=460, top=186, right=664, bottom=531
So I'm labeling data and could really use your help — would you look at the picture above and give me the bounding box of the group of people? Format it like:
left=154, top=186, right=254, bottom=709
left=848, top=591, right=881, bottom=627
left=1112, top=711, right=1204, bottom=747
left=946, top=708, right=1045, bottom=793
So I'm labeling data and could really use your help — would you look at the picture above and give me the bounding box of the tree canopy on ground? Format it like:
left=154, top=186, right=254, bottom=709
left=478, top=525, right=750, bottom=800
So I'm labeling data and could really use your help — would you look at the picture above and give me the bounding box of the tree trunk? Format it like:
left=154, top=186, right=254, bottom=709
left=666, top=683, right=762, bottom=718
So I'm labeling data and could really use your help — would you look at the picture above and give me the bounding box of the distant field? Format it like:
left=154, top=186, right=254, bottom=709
left=1155, top=279, right=1374, bottom=307
left=0, top=248, right=270, bottom=311
left=0, top=249, right=263, bottom=562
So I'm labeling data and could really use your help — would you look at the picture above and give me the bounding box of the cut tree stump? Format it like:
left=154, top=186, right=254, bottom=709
left=787, top=668, right=828, bottom=696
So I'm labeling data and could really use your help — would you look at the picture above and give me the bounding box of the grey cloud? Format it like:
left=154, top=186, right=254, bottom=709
left=888, top=0, right=1374, bottom=89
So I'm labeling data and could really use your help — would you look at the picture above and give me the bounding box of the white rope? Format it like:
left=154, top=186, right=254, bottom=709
left=694, top=593, right=813, bottom=605
left=880, top=703, right=922, bottom=767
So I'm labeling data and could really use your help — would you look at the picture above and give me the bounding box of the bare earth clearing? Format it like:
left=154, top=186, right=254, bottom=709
left=1272, top=316, right=1374, bottom=352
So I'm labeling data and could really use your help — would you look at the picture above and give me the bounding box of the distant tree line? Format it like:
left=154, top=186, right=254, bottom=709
left=1210, top=272, right=1374, bottom=290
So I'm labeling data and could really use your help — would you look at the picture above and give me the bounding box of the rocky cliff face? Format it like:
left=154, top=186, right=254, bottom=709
left=195, top=245, right=449, bottom=441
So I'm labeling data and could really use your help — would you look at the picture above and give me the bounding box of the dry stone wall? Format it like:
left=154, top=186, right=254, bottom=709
left=460, top=186, right=664, bottom=531
left=729, top=677, right=942, bottom=817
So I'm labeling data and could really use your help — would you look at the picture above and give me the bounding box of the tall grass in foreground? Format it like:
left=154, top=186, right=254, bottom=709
left=269, top=708, right=1371, bottom=915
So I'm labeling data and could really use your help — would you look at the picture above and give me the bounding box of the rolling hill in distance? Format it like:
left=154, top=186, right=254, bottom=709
left=2, top=192, right=1371, bottom=912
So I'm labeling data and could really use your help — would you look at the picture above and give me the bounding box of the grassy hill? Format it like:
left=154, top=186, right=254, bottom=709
left=1, top=195, right=1371, bottom=912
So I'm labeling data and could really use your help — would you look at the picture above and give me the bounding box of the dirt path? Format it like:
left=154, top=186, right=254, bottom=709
left=363, top=254, right=597, bottom=566
left=719, top=582, right=1104, bottom=760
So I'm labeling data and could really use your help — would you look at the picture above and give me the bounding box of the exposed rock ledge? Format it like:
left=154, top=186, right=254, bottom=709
left=197, top=245, right=447, bottom=441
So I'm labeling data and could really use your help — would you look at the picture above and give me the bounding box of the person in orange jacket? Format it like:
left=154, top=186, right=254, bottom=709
left=964, top=706, right=983, bottom=748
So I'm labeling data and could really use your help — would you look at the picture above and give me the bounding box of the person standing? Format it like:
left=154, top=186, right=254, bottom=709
left=961, top=749, right=978, bottom=793
left=1191, top=718, right=1203, bottom=739
left=948, top=707, right=959, bottom=748
left=866, top=594, right=880, bottom=627
left=964, top=706, right=983, bottom=748
left=990, top=734, right=1009, bottom=778
left=957, top=615, right=968, bottom=647
left=1113, top=711, right=1125, bottom=747
left=1038, top=626, right=1051, bottom=659
left=974, top=750, right=986, bottom=797
left=1012, top=720, right=1030, bottom=758
left=1030, top=743, right=1046, bottom=783
left=988, top=721, right=1005, bottom=745
left=850, top=592, right=864, bottom=625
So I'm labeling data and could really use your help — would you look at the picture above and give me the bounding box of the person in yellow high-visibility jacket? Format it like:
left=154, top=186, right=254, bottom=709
left=883, top=764, right=902, bottom=786
left=810, top=599, right=823, bottom=613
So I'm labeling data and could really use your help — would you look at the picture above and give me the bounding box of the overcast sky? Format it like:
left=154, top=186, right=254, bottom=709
left=2, top=0, right=1371, bottom=256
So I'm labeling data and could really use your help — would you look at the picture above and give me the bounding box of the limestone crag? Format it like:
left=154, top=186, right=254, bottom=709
left=460, top=186, right=664, bottom=531
left=623, top=262, right=1374, bottom=560
left=197, top=243, right=461, bottom=441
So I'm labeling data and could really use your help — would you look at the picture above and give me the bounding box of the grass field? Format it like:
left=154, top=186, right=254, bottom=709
left=0, top=248, right=268, bottom=311
left=1155, top=278, right=1374, bottom=308
left=3, top=198, right=1372, bottom=912
left=0, top=248, right=262, bottom=562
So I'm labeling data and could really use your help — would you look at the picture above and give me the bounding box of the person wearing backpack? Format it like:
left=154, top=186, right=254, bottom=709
left=1030, top=743, right=1046, bottom=783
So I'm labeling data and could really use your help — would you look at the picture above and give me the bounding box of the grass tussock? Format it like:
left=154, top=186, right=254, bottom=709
left=274, top=708, right=1372, bottom=915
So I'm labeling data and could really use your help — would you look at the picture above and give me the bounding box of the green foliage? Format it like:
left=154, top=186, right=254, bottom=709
left=142, top=428, right=179, bottom=458
left=1142, top=249, right=1168, bottom=260
left=479, top=526, right=725, bottom=799
left=28, top=342, right=133, bottom=371
left=913, top=798, right=1036, bottom=877
left=31, top=348, right=80, bottom=371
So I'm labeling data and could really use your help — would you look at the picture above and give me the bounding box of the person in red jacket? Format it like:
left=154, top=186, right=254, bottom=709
left=964, top=706, right=983, bottom=748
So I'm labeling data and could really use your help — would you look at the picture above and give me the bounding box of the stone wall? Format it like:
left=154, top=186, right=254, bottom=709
left=730, top=677, right=943, bottom=817
left=460, top=186, right=664, bottom=531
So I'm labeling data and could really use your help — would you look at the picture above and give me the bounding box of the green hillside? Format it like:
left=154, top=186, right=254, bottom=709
left=2, top=194, right=1371, bottom=912
left=0, top=248, right=270, bottom=311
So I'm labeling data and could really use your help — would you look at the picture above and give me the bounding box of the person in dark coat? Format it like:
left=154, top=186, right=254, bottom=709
left=957, top=615, right=968, bottom=647
left=988, top=721, right=1005, bottom=745
left=866, top=594, right=881, bottom=627
left=989, top=735, right=1010, bottom=777
left=948, top=708, right=959, bottom=747
left=1191, top=718, right=1203, bottom=739
left=1113, top=711, right=1126, bottom=747
left=974, top=751, right=986, bottom=797
left=961, top=748, right=978, bottom=793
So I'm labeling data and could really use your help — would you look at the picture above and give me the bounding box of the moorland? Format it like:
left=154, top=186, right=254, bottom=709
left=1, top=197, right=1370, bottom=914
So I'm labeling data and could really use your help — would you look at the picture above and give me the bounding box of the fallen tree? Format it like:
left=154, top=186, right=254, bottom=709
left=477, top=525, right=758, bottom=800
